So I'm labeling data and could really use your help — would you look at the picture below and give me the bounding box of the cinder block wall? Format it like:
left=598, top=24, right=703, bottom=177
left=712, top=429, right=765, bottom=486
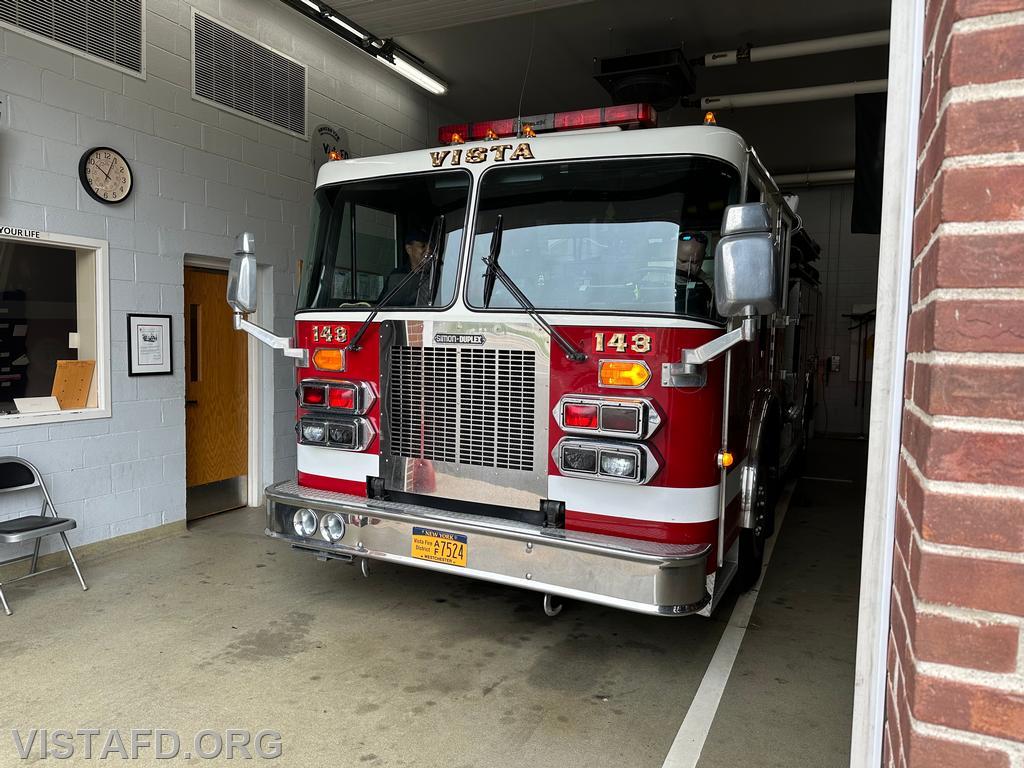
left=886, top=1, right=1024, bottom=765
left=0, top=0, right=453, bottom=553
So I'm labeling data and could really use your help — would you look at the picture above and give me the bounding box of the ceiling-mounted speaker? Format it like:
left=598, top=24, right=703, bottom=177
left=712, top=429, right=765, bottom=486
left=594, top=47, right=696, bottom=112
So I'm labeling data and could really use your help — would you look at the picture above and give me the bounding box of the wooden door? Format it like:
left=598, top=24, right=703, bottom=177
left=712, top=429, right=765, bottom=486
left=184, top=267, right=248, bottom=517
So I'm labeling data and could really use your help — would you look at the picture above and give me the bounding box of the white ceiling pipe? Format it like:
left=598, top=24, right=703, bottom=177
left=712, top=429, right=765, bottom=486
left=701, top=78, right=887, bottom=109
left=704, top=30, right=890, bottom=67
left=775, top=169, right=857, bottom=186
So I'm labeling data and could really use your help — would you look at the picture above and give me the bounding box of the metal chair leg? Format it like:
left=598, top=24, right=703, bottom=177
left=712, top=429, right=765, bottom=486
left=59, top=533, right=88, bottom=591
left=0, top=584, right=11, bottom=616
left=29, top=538, right=41, bottom=575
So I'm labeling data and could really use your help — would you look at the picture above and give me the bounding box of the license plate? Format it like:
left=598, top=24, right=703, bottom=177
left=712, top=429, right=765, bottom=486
left=411, top=527, right=467, bottom=567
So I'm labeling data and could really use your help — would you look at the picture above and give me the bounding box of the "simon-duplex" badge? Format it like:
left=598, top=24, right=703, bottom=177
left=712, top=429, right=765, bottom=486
left=434, top=333, right=485, bottom=345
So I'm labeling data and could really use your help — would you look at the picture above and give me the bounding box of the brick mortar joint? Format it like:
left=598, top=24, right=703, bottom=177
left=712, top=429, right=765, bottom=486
left=912, top=286, right=1024, bottom=311
left=912, top=221, right=1024, bottom=268
left=908, top=350, right=1024, bottom=368
left=920, top=78, right=1024, bottom=165
left=905, top=397, right=1024, bottom=436
left=917, top=658, right=1024, bottom=692
left=900, top=445, right=1024, bottom=504
left=935, top=78, right=1024, bottom=127
left=953, top=9, right=1024, bottom=34
left=911, top=719, right=1024, bottom=760
left=913, top=151, right=1024, bottom=220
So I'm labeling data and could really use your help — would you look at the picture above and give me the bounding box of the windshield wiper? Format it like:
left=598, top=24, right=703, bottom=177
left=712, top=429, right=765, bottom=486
left=347, top=214, right=446, bottom=353
left=482, top=214, right=587, bottom=362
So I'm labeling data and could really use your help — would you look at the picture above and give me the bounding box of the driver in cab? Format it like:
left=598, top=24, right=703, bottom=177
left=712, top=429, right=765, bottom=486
left=675, top=230, right=715, bottom=318
left=380, top=228, right=432, bottom=306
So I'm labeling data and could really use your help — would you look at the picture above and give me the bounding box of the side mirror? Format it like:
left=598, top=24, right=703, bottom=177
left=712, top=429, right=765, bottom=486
left=714, top=203, right=779, bottom=318
left=227, top=232, right=258, bottom=314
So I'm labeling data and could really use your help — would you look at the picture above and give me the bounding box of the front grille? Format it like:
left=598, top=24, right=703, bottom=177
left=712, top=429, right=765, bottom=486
left=390, top=347, right=458, bottom=463
left=389, top=347, right=536, bottom=471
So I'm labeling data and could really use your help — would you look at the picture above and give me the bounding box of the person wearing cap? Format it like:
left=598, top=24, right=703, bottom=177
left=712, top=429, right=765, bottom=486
left=380, top=227, right=432, bottom=306
left=675, top=230, right=715, bottom=318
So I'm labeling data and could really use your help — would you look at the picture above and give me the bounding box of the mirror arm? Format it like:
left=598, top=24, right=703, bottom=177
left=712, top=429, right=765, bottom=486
left=233, top=313, right=308, bottom=367
left=662, top=316, right=757, bottom=387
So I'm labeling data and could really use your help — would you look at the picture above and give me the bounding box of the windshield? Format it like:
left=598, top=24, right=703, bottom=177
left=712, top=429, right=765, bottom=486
left=298, top=170, right=470, bottom=311
left=467, top=157, right=740, bottom=320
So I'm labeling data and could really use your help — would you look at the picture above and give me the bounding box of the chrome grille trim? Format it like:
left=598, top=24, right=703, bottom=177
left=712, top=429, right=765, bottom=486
left=389, top=346, right=458, bottom=463
left=388, top=346, right=536, bottom=471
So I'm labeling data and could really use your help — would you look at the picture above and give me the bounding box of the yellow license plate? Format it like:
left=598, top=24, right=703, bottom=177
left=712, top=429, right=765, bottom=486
left=411, top=527, right=467, bottom=567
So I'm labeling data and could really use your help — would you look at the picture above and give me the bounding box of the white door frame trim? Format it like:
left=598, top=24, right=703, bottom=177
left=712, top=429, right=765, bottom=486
left=849, top=0, right=924, bottom=763
left=183, top=254, right=272, bottom=508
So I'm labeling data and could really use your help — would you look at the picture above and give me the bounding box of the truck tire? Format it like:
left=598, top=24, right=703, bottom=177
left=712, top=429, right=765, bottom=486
left=736, top=453, right=773, bottom=592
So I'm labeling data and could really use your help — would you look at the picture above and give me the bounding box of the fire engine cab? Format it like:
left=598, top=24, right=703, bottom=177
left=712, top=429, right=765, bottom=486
left=226, top=104, right=820, bottom=617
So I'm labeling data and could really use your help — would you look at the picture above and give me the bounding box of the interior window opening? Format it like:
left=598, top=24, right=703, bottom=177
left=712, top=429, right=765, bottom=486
left=0, top=239, right=100, bottom=418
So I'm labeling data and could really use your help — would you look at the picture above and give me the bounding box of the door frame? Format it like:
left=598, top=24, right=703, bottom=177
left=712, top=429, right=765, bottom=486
left=183, top=254, right=274, bottom=508
left=849, top=0, right=924, bottom=764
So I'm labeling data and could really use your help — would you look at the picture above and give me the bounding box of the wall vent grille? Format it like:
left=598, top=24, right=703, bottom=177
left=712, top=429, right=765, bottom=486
left=193, top=12, right=306, bottom=137
left=0, top=0, right=143, bottom=73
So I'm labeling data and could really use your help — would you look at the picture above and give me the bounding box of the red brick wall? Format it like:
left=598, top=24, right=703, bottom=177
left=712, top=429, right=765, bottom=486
left=887, top=1, right=1024, bottom=765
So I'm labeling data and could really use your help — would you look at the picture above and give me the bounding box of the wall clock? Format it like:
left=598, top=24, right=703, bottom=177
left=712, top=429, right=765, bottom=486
left=79, top=146, right=133, bottom=204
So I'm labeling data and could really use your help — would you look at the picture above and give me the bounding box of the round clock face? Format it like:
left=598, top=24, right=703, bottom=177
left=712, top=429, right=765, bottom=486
left=79, top=147, right=133, bottom=204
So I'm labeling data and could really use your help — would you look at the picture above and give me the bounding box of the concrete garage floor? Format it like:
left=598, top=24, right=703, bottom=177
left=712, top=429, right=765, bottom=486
left=697, top=438, right=866, bottom=768
left=0, top=439, right=864, bottom=768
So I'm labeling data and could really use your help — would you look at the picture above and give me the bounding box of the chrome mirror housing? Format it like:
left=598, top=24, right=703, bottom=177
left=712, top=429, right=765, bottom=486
left=714, top=203, right=779, bottom=318
left=227, top=232, right=257, bottom=314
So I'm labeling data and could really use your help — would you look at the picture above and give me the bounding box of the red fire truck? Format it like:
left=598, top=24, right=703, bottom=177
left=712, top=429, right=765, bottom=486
left=226, top=104, right=820, bottom=617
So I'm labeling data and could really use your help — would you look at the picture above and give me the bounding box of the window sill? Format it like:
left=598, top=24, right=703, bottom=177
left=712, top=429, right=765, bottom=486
left=0, top=407, right=112, bottom=429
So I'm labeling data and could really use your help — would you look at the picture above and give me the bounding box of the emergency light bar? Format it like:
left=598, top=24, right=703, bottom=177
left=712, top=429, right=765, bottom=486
left=438, top=103, right=657, bottom=145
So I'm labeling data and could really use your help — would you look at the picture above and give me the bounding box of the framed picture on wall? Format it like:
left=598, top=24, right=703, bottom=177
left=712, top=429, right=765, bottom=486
left=127, top=314, right=173, bottom=376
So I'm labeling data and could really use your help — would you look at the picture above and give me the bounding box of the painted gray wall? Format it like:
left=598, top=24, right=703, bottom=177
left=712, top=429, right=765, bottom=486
left=0, top=0, right=453, bottom=554
left=794, top=184, right=881, bottom=437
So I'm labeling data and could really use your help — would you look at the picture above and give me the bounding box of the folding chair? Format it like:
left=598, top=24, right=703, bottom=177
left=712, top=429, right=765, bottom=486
left=0, top=457, right=88, bottom=616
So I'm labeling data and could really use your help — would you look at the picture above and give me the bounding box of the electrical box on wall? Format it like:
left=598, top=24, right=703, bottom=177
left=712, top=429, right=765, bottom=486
left=831, top=355, right=841, bottom=373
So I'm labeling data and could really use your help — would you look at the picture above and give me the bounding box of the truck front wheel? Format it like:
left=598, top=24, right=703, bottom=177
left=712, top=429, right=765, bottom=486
left=736, top=457, right=772, bottom=592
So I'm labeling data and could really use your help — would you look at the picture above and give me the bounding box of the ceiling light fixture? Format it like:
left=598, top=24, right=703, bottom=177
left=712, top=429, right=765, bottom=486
left=378, top=54, right=448, bottom=95
left=326, top=13, right=368, bottom=40
left=280, top=0, right=448, bottom=96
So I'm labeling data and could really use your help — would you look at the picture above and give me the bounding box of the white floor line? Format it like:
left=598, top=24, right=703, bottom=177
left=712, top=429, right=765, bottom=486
left=660, top=481, right=797, bottom=768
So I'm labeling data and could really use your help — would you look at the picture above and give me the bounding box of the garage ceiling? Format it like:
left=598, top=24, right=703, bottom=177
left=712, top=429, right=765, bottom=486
left=333, top=0, right=893, bottom=173
left=327, top=0, right=596, bottom=36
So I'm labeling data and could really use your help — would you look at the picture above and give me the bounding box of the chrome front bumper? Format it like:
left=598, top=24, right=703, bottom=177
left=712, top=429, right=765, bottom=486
left=265, top=480, right=712, bottom=616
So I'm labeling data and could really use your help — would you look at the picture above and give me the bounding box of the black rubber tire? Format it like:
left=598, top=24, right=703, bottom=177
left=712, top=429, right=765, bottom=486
left=735, top=527, right=765, bottom=592
left=736, top=449, right=776, bottom=592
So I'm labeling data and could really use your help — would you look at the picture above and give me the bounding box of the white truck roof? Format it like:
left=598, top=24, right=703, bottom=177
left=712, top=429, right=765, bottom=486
left=315, top=125, right=751, bottom=188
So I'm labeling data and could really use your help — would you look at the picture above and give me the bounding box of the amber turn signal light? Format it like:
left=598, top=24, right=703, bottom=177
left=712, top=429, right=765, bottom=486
left=717, top=451, right=734, bottom=469
left=312, top=347, right=345, bottom=372
left=598, top=361, right=651, bottom=388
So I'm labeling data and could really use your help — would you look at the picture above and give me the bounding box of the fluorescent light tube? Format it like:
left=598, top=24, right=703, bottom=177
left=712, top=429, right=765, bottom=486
left=380, top=54, right=448, bottom=95
left=326, top=14, right=368, bottom=39
left=298, top=0, right=320, bottom=10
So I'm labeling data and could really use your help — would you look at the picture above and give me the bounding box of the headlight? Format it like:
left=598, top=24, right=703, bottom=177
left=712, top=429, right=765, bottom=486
left=553, top=439, right=657, bottom=484
left=327, top=422, right=357, bottom=448
left=599, top=450, right=639, bottom=480
left=561, top=445, right=598, bottom=473
left=301, top=422, right=326, bottom=443
left=320, top=513, right=346, bottom=542
left=292, top=508, right=318, bottom=537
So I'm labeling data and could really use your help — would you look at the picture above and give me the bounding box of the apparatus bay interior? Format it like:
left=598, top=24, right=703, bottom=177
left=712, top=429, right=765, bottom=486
left=0, top=438, right=862, bottom=767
